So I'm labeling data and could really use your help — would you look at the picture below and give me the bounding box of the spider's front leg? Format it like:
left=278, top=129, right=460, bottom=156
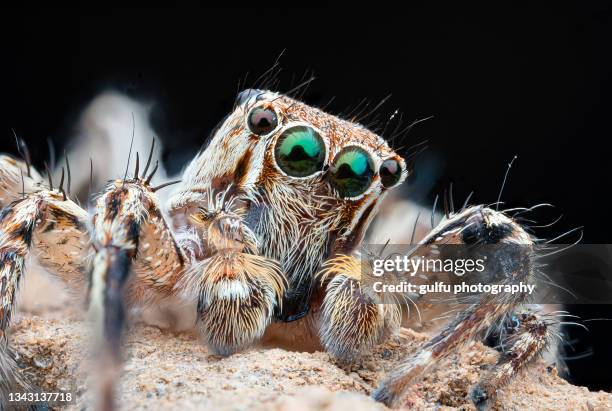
left=316, top=254, right=402, bottom=363
left=88, top=167, right=190, bottom=410
left=372, top=206, right=553, bottom=408
left=178, top=199, right=286, bottom=356
left=89, top=176, right=186, bottom=351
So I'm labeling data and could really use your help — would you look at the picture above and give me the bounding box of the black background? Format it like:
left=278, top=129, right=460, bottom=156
left=1, top=6, right=611, bottom=390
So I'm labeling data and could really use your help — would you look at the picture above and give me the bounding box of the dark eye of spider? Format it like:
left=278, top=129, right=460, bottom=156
left=247, top=107, right=278, bottom=135
left=379, top=158, right=403, bottom=188
left=274, top=125, right=326, bottom=177
left=330, top=146, right=374, bottom=198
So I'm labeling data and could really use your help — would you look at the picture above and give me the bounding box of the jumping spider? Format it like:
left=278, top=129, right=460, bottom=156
left=0, top=89, right=556, bottom=409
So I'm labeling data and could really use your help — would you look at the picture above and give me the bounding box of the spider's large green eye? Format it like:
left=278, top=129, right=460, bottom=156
left=274, top=126, right=326, bottom=177
left=380, top=158, right=403, bottom=188
left=330, top=147, right=374, bottom=198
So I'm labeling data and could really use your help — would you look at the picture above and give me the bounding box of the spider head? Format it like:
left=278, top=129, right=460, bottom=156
left=171, top=89, right=407, bottom=250
left=169, top=89, right=407, bottom=319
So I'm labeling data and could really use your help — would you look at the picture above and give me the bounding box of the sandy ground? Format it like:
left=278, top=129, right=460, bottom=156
left=5, top=270, right=611, bottom=411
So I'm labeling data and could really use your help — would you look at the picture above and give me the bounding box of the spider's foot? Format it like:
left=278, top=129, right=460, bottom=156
left=195, top=251, right=285, bottom=356
left=318, top=255, right=401, bottom=364
left=470, top=386, right=489, bottom=410
left=371, top=384, right=400, bottom=407
left=372, top=349, right=431, bottom=407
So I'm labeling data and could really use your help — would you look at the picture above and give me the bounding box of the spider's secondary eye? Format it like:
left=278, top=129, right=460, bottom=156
left=248, top=107, right=278, bottom=135
left=274, top=126, right=326, bottom=177
left=330, top=147, right=374, bottom=198
left=380, top=158, right=403, bottom=188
